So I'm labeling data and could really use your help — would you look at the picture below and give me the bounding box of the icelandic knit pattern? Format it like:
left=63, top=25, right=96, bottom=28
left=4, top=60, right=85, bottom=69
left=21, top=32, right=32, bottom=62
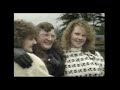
left=64, top=48, right=104, bottom=77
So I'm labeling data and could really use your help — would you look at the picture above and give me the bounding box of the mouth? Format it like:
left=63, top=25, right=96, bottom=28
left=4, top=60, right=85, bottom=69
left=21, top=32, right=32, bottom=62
left=44, top=42, right=52, bottom=45
left=75, top=40, right=84, bottom=44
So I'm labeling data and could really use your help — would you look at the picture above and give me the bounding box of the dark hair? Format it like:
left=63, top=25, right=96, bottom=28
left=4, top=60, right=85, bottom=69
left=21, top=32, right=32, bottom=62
left=36, top=22, right=54, bottom=32
left=14, top=20, right=37, bottom=48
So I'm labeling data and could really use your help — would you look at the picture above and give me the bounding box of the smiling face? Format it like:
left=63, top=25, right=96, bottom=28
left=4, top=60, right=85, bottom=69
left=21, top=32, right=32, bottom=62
left=36, top=29, right=56, bottom=50
left=70, top=25, right=87, bottom=49
left=23, top=36, right=37, bottom=52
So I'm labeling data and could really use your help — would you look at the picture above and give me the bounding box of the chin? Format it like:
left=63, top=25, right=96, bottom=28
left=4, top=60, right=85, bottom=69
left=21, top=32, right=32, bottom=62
left=75, top=45, right=82, bottom=48
left=44, top=46, right=52, bottom=50
left=45, top=47, right=51, bottom=50
left=25, top=49, right=33, bottom=53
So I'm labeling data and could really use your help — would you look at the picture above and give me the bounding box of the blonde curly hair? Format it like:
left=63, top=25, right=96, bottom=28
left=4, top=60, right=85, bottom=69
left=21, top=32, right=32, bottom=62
left=61, top=19, right=96, bottom=52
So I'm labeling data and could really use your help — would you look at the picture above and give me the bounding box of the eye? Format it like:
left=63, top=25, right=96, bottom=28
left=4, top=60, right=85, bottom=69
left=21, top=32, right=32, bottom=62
left=29, top=37, right=34, bottom=40
left=44, top=34, right=48, bottom=36
left=75, top=33, right=80, bottom=35
left=82, top=34, right=86, bottom=37
left=27, top=36, right=34, bottom=40
left=51, top=34, right=56, bottom=38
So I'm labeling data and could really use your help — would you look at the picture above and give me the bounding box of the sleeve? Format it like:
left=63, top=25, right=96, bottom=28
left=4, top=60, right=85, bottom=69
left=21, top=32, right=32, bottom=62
left=95, top=51, right=105, bottom=76
left=27, top=53, right=53, bottom=77
left=95, top=51, right=104, bottom=59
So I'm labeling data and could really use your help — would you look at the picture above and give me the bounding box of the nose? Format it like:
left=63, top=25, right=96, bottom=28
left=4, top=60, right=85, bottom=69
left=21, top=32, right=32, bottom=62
left=33, top=39, right=37, bottom=44
left=47, top=36, right=53, bottom=41
left=78, top=35, right=83, bottom=40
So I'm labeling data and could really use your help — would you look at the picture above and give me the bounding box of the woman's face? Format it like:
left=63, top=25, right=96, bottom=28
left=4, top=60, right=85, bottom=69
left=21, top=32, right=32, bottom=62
left=70, top=25, right=87, bottom=49
left=23, top=36, right=37, bottom=52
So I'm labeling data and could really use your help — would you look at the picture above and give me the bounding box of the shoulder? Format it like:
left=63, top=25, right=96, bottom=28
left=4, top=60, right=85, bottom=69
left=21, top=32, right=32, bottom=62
left=90, top=51, right=104, bottom=59
left=86, top=50, right=103, bottom=57
left=26, top=52, right=38, bottom=60
left=89, top=50, right=95, bottom=55
left=26, top=52, right=45, bottom=66
left=88, top=50, right=101, bottom=56
left=94, top=51, right=103, bottom=57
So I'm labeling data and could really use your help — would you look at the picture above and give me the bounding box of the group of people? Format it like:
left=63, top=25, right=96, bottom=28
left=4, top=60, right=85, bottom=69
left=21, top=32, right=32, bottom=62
left=14, top=19, right=104, bottom=77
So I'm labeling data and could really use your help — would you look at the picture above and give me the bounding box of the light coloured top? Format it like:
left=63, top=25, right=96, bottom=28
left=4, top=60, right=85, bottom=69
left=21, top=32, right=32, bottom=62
left=64, top=48, right=104, bottom=77
left=14, top=52, right=52, bottom=77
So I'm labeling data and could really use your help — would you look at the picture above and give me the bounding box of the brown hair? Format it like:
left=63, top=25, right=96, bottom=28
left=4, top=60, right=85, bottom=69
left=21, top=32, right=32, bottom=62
left=36, top=22, right=54, bottom=32
left=14, top=20, right=37, bottom=48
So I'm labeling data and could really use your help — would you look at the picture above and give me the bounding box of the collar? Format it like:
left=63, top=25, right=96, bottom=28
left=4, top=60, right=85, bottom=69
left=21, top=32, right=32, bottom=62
left=69, top=47, right=82, bottom=52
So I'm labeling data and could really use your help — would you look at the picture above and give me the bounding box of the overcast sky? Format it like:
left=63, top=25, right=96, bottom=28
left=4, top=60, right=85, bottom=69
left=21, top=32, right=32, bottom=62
left=14, top=13, right=105, bottom=28
left=14, top=13, right=63, bottom=28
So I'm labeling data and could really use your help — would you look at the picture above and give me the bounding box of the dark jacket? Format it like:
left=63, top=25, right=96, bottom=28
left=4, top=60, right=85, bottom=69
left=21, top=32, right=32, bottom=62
left=45, top=49, right=65, bottom=76
left=33, top=44, right=65, bottom=77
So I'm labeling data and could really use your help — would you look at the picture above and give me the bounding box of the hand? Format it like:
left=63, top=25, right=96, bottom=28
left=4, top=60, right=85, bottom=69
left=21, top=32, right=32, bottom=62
left=14, top=48, right=33, bottom=68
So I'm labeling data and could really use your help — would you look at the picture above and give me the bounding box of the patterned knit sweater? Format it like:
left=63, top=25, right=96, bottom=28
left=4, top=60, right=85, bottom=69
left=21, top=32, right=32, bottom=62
left=64, top=48, right=104, bottom=77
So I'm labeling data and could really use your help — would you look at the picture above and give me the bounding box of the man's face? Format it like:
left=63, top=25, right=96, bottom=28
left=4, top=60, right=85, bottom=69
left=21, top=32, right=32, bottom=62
left=36, top=29, right=56, bottom=50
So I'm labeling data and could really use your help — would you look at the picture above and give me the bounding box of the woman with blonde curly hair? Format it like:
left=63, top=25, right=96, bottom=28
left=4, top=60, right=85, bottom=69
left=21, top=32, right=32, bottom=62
left=61, top=19, right=104, bottom=77
left=14, top=20, right=51, bottom=77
